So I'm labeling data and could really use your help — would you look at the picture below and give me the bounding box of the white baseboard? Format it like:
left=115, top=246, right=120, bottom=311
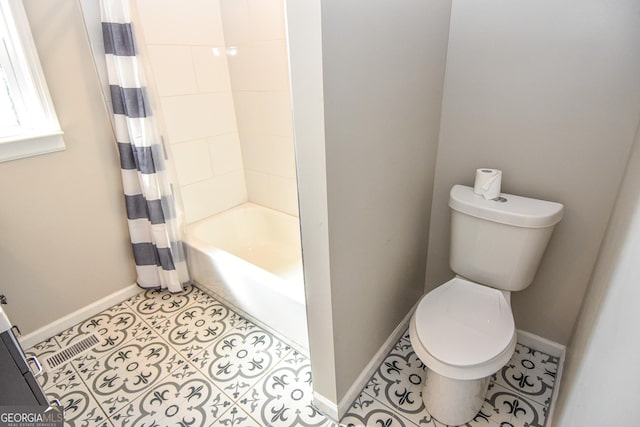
left=312, top=325, right=564, bottom=423
left=517, top=329, right=566, bottom=427
left=19, top=284, right=141, bottom=349
left=311, top=304, right=417, bottom=421
left=337, top=305, right=416, bottom=418
left=516, top=329, right=565, bottom=358
left=313, top=391, right=339, bottom=421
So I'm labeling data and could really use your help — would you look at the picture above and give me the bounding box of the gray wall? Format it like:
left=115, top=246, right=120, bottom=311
left=321, top=0, right=451, bottom=401
left=554, top=120, right=640, bottom=425
left=286, top=0, right=338, bottom=405
left=0, top=0, right=135, bottom=333
left=426, top=0, right=640, bottom=344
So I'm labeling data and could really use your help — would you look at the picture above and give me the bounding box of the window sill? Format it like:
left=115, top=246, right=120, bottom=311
left=0, top=130, right=65, bottom=163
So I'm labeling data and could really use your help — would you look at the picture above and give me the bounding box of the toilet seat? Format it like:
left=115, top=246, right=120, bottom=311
left=410, top=277, right=516, bottom=380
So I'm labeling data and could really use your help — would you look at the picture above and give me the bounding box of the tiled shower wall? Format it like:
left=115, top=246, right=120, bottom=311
left=134, top=0, right=298, bottom=222
left=220, top=0, right=298, bottom=217
left=135, top=0, right=246, bottom=224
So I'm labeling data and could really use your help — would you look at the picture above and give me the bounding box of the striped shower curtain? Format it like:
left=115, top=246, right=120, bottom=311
left=100, top=0, right=189, bottom=292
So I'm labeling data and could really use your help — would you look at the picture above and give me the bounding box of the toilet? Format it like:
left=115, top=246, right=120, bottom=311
left=410, top=185, right=563, bottom=426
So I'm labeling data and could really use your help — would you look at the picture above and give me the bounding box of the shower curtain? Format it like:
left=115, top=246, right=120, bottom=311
left=100, top=0, right=189, bottom=292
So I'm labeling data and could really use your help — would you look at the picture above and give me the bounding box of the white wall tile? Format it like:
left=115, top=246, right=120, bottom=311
left=192, top=46, right=232, bottom=93
left=220, top=0, right=285, bottom=45
left=136, top=0, right=225, bottom=45
left=242, top=135, right=296, bottom=179
left=233, top=91, right=293, bottom=138
left=219, top=0, right=250, bottom=46
left=227, top=41, right=289, bottom=91
left=245, top=169, right=271, bottom=209
left=181, top=171, right=248, bottom=223
left=275, top=176, right=299, bottom=216
left=170, top=139, right=212, bottom=185
left=147, top=45, right=197, bottom=96
left=241, top=136, right=271, bottom=175
left=160, top=93, right=237, bottom=142
left=247, top=0, right=286, bottom=41
left=135, top=0, right=296, bottom=220
left=245, top=170, right=298, bottom=216
left=209, top=133, right=244, bottom=175
left=219, top=0, right=296, bottom=217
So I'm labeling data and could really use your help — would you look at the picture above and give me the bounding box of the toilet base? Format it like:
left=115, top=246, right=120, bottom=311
left=422, top=369, right=490, bottom=426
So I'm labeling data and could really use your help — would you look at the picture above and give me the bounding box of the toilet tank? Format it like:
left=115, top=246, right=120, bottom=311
left=449, top=185, right=563, bottom=291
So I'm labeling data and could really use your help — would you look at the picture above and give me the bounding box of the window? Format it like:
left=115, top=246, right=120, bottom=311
left=0, top=0, right=63, bottom=162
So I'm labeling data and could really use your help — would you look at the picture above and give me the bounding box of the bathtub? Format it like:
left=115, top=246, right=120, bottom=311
left=184, top=203, right=308, bottom=351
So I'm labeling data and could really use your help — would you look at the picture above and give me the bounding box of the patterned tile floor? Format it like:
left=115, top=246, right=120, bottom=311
left=25, top=285, right=559, bottom=426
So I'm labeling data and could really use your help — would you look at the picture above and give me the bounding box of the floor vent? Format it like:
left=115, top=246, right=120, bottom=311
left=43, top=333, right=101, bottom=370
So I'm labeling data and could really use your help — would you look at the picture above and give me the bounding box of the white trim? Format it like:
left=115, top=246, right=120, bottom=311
left=516, top=329, right=565, bottom=358
left=311, top=324, right=566, bottom=423
left=0, top=0, right=65, bottom=163
left=312, top=391, right=339, bottom=421
left=2, top=0, right=59, bottom=121
left=19, top=284, right=141, bottom=349
left=516, top=329, right=566, bottom=427
left=547, top=348, right=565, bottom=427
left=311, top=304, right=418, bottom=421
left=337, top=305, right=417, bottom=417
left=0, top=131, right=64, bottom=163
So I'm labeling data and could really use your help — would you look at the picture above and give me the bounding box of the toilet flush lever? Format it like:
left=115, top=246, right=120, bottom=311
left=0, top=294, right=7, bottom=305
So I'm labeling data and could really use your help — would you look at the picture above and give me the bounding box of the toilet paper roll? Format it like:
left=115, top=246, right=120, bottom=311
left=474, top=168, right=502, bottom=200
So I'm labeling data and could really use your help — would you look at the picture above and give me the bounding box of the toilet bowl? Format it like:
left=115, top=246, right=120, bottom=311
left=409, top=277, right=517, bottom=425
left=410, top=185, right=563, bottom=425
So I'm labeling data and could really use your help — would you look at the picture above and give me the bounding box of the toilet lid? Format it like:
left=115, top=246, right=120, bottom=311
left=414, top=277, right=515, bottom=367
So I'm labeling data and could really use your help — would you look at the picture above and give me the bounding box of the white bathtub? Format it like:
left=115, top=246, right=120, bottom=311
left=184, top=203, right=308, bottom=351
